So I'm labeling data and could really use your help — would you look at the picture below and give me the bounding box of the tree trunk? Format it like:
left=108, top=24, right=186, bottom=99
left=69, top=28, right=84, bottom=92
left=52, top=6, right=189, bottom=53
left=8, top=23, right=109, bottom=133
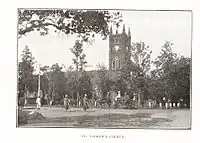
left=24, top=84, right=27, bottom=106
left=138, top=89, right=141, bottom=108
left=77, top=92, right=79, bottom=106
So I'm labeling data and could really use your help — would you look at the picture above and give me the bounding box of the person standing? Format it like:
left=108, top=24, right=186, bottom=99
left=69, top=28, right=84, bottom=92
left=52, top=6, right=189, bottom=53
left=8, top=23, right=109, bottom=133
left=115, top=91, right=121, bottom=101
left=36, top=96, right=41, bottom=110
left=83, top=94, right=89, bottom=111
left=114, top=91, right=121, bottom=109
left=64, top=94, right=70, bottom=111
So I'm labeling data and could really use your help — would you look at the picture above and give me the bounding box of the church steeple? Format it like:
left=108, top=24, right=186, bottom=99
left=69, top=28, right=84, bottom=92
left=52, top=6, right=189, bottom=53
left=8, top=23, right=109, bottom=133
left=122, top=24, right=126, bottom=34
left=109, top=25, right=131, bottom=71
left=110, top=26, right=113, bottom=35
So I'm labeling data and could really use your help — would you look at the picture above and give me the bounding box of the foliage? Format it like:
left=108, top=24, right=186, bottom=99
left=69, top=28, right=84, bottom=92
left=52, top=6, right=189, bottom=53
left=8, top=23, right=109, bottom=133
left=18, top=9, right=123, bottom=42
left=49, top=64, right=66, bottom=101
left=18, top=46, right=36, bottom=99
left=151, top=41, right=190, bottom=107
left=92, top=64, right=111, bottom=98
left=39, top=64, right=67, bottom=103
left=65, top=70, right=92, bottom=99
left=130, top=42, right=152, bottom=104
left=131, top=42, right=152, bottom=76
left=70, top=40, right=87, bottom=71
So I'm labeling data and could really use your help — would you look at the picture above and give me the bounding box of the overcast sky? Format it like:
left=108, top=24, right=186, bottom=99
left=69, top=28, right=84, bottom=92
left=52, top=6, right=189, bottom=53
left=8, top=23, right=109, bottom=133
left=18, top=10, right=192, bottom=71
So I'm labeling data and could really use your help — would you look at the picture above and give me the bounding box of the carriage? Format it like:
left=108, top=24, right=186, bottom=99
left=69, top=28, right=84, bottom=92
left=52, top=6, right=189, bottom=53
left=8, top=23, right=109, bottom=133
left=97, top=98, right=112, bottom=108
left=96, top=92, right=137, bottom=109
left=113, top=97, right=137, bottom=109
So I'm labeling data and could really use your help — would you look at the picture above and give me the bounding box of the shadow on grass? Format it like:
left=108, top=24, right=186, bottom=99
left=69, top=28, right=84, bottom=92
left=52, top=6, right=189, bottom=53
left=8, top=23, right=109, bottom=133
left=25, top=112, right=172, bottom=128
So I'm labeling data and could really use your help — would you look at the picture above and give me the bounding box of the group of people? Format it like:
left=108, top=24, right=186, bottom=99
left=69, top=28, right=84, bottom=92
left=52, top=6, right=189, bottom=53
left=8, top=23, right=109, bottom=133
left=35, top=94, right=89, bottom=111
left=60, top=93, right=89, bottom=111
left=35, top=91, right=123, bottom=111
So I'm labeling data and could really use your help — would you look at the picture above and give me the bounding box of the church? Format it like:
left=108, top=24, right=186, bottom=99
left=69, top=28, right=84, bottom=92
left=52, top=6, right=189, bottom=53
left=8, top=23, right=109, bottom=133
left=85, top=24, right=135, bottom=101
left=25, top=24, right=136, bottom=106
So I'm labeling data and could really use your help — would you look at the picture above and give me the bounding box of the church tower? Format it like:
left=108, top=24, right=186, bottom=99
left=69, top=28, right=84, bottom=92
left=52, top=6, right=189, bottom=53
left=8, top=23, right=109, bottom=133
left=109, top=24, right=131, bottom=70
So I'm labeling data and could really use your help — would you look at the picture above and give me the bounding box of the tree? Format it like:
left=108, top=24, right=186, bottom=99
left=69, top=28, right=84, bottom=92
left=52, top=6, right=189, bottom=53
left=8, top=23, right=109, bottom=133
left=154, top=41, right=178, bottom=78
left=18, top=45, right=36, bottom=105
left=40, top=65, right=52, bottom=103
left=18, top=9, right=123, bottom=42
left=131, top=42, right=152, bottom=107
left=153, top=41, right=178, bottom=101
left=49, top=63, right=66, bottom=103
left=152, top=41, right=191, bottom=108
left=65, top=69, right=92, bottom=105
left=70, top=40, right=87, bottom=71
left=39, top=63, right=67, bottom=105
left=165, top=56, right=190, bottom=107
left=68, top=39, right=90, bottom=104
left=131, top=41, right=152, bottom=76
left=92, top=63, right=111, bottom=99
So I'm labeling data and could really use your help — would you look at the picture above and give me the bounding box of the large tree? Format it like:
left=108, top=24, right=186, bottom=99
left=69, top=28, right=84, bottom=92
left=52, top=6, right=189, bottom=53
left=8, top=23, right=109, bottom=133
left=18, top=46, right=36, bottom=105
left=39, top=65, right=53, bottom=104
left=65, top=69, right=92, bottom=105
left=49, top=63, right=66, bottom=104
left=153, top=41, right=178, bottom=101
left=18, top=9, right=122, bottom=42
left=131, top=41, right=152, bottom=107
left=92, top=63, right=111, bottom=99
left=152, top=41, right=191, bottom=107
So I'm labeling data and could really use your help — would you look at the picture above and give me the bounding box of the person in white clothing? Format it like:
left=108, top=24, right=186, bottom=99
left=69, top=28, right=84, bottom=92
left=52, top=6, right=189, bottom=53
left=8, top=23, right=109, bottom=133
left=115, top=91, right=121, bottom=101
left=36, top=96, right=41, bottom=110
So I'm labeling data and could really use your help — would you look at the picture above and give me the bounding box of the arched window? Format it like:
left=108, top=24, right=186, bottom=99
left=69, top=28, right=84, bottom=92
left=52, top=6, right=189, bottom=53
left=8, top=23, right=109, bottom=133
left=112, top=57, right=120, bottom=70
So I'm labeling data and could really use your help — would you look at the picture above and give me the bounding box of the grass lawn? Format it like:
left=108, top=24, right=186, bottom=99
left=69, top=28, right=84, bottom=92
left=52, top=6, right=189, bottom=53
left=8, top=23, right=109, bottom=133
left=18, top=107, right=191, bottom=129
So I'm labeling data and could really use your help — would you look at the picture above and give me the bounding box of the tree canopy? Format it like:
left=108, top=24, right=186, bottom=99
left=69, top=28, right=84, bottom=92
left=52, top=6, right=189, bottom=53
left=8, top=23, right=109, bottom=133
left=18, top=9, right=123, bottom=42
left=18, top=46, right=36, bottom=96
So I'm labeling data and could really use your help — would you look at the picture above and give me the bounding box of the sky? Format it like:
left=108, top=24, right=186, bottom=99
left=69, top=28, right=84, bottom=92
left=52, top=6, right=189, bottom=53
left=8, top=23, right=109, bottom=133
left=18, top=10, right=192, bottom=71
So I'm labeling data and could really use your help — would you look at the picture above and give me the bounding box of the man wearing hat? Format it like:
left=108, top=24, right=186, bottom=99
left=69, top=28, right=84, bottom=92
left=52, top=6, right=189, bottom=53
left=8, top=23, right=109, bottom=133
left=64, top=94, right=70, bottom=111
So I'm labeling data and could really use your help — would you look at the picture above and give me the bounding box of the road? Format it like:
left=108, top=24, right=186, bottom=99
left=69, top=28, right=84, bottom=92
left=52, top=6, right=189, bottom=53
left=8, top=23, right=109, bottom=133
left=20, top=107, right=191, bottom=129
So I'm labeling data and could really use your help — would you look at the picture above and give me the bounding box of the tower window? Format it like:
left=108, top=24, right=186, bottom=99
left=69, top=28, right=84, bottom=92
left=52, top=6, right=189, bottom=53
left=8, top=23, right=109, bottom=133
left=115, top=39, right=119, bottom=43
left=112, top=56, right=120, bottom=70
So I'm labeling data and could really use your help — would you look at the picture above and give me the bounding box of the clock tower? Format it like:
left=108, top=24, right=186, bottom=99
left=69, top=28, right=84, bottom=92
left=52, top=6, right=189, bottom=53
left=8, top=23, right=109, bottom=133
left=109, top=24, right=131, bottom=70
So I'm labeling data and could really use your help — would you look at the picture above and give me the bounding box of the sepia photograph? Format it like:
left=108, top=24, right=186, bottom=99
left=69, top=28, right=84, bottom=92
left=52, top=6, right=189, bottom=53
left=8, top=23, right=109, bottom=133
left=17, top=9, right=191, bottom=129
